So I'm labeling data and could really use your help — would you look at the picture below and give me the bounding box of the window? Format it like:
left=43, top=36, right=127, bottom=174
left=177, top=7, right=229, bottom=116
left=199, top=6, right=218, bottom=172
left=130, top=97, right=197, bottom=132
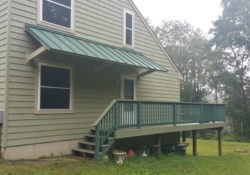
left=121, top=75, right=136, bottom=100
left=40, top=0, right=73, bottom=29
left=123, top=79, right=135, bottom=100
left=37, top=63, right=73, bottom=112
left=124, top=9, right=134, bottom=47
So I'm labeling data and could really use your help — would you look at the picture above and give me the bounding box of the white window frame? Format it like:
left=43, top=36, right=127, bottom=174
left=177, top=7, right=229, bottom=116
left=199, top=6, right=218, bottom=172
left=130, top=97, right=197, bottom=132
left=38, top=0, right=75, bottom=31
left=123, top=9, right=135, bottom=48
left=120, top=75, right=137, bottom=126
left=36, top=62, right=74, bottom=114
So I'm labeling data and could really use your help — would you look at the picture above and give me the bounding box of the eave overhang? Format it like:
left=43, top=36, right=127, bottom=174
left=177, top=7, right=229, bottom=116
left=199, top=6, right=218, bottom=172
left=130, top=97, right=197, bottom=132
left=25, top=24, right=167, bottom=74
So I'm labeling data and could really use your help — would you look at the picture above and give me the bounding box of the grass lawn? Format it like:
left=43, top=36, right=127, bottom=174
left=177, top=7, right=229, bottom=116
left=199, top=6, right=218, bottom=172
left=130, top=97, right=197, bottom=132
left=0, top=139, right=250, bottom=175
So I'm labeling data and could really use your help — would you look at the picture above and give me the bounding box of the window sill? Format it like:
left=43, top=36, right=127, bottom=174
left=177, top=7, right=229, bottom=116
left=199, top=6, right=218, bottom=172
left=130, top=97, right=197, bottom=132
left=37, top=20, right=75, bottom=34
left=123, top=44, right=135, bottom=50
left=34, top=109, right=74, bottom=115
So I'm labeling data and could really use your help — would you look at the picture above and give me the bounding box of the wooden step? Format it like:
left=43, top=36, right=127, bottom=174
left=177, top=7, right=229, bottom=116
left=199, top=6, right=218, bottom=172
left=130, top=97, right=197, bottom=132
left=90, top=130, right=110, bottom=135
left=79, top=141, right=95, bottom=146
left=73, top=148, right=97, bottom=155
left=85, top=134, right=114, bottom=140
left=79, top=141, right=110, bottom=148
left=85, top=134, right=95, bottom=138
left=102, top=144, right=109, bottom=148
left=108, top=137, right=115, bottom=140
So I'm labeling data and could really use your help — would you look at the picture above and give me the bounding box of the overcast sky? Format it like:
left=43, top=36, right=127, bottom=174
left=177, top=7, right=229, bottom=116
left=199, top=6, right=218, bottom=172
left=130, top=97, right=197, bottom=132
left=133, top=0, right=223, bottom=33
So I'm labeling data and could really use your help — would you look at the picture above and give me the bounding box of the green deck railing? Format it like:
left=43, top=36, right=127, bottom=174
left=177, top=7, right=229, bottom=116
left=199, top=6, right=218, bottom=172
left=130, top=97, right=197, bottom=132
left=93, top=100, right=225, bottom=160
left=116, top=101, right=225, bottom=128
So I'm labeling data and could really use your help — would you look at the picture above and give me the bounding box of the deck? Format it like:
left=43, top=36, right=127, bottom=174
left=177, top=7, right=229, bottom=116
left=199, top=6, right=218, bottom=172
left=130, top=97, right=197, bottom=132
left=74, top=100, right=226, bottom=160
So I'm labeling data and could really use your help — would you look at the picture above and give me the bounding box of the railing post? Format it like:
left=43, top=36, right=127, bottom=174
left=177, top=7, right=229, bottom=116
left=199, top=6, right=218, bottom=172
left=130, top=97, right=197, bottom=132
left=114, top=102, right=119, bottom=130
left=199, top=104, right=202, bottom=124
left=95, top=125, right=101, bottom=161
left=223, top=105, right=226, bottom=122
left=173, top=103, right=177, bottom=126
left=213, top=104, right=215, bottom=123
left=137, top=102, right=141, bottom=128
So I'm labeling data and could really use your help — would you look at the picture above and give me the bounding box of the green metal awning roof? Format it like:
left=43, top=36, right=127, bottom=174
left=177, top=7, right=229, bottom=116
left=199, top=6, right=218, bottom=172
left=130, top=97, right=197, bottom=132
left=25, top=24, right=166, bottom=72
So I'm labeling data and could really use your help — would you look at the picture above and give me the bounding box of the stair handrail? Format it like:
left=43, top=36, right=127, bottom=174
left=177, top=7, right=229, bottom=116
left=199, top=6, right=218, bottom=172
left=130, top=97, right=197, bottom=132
left=92, top=99, right=118, bottom=127
left=94, top=99, right=120, bottom=160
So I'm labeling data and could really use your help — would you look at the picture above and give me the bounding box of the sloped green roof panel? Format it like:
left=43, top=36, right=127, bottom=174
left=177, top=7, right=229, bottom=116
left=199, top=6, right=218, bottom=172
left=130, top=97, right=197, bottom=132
left=25, top=24, right=167, bottom=72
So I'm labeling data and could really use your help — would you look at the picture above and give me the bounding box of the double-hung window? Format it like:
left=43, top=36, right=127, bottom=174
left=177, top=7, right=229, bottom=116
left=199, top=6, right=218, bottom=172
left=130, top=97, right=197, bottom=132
left=37, top=63, right=73, bottom=113
left=40, top=0, right=73, bottom=29
left=124, top=9, right=134, bottom=47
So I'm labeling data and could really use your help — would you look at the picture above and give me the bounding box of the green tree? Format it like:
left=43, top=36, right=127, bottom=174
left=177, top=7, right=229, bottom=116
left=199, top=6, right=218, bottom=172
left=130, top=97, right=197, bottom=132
left=211, top=0, right=250, bottom=138
left=205, top=49, right=225, bottom=103
left=154, top=20, right=210, bottom=102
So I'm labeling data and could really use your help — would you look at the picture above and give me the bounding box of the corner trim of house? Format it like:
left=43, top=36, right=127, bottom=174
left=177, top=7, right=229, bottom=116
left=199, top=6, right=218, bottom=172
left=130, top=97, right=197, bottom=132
left=2, top=0, right=13, bottom=149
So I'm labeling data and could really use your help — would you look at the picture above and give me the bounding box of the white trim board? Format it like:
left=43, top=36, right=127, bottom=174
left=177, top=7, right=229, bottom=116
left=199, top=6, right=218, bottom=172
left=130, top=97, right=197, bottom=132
left=123, top=8, right=135, bottom=48
left=36, top=62, right=74, bottom=114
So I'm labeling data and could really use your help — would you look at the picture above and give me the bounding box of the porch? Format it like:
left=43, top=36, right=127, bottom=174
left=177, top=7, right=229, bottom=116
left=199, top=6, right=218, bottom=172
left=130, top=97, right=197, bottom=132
left=24, top=24, right=225, bottom=160
left=73, top=100, right=225, bottom=160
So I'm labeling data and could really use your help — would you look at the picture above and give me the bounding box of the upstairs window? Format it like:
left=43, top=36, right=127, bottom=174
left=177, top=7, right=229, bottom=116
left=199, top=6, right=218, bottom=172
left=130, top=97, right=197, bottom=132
left=38, top=63, right=73, bottom=112
left=124, top=9, right=134, bottom=47
left=40, top=0, right=73, bottom=29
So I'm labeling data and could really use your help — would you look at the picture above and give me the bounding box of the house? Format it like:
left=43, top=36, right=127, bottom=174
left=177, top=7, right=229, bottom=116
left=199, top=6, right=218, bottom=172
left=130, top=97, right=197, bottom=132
left=0, top=0, right=225, bottom=160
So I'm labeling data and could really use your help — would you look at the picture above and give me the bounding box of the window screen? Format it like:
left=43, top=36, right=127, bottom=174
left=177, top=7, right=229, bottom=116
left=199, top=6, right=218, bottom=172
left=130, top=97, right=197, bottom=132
left=124, top=79, right=134, bottom=100
left=42, top=0, right=72, bottom=28
left=125, top=12, right=134, bottom=46
left=40, top=65, right=71, bottom=109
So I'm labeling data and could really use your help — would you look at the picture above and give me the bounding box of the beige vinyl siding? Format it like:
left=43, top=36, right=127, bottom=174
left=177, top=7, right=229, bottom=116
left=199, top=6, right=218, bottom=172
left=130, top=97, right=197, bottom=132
left=6, top=58, right=121, bottom=146
left=5, top=0, right=180, bottom=147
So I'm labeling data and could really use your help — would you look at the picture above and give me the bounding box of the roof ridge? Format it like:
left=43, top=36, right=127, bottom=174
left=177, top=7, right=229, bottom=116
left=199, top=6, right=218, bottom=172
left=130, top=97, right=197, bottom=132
left=25, top=24, right=143, bottom=55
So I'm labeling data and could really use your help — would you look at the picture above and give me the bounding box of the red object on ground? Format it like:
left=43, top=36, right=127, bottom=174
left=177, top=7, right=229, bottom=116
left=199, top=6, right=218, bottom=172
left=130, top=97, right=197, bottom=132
left=127, top=149, right=135, bottom=158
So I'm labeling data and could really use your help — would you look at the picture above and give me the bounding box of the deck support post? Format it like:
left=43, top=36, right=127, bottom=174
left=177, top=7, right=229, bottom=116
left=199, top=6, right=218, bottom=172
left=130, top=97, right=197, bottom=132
left=182, top=131, right=186, bottom=143
left=192, top=130, right=197, bottom=156
left=156, top=134, right=161, bottom=154
left=218, top=128, right=222, bottom=156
